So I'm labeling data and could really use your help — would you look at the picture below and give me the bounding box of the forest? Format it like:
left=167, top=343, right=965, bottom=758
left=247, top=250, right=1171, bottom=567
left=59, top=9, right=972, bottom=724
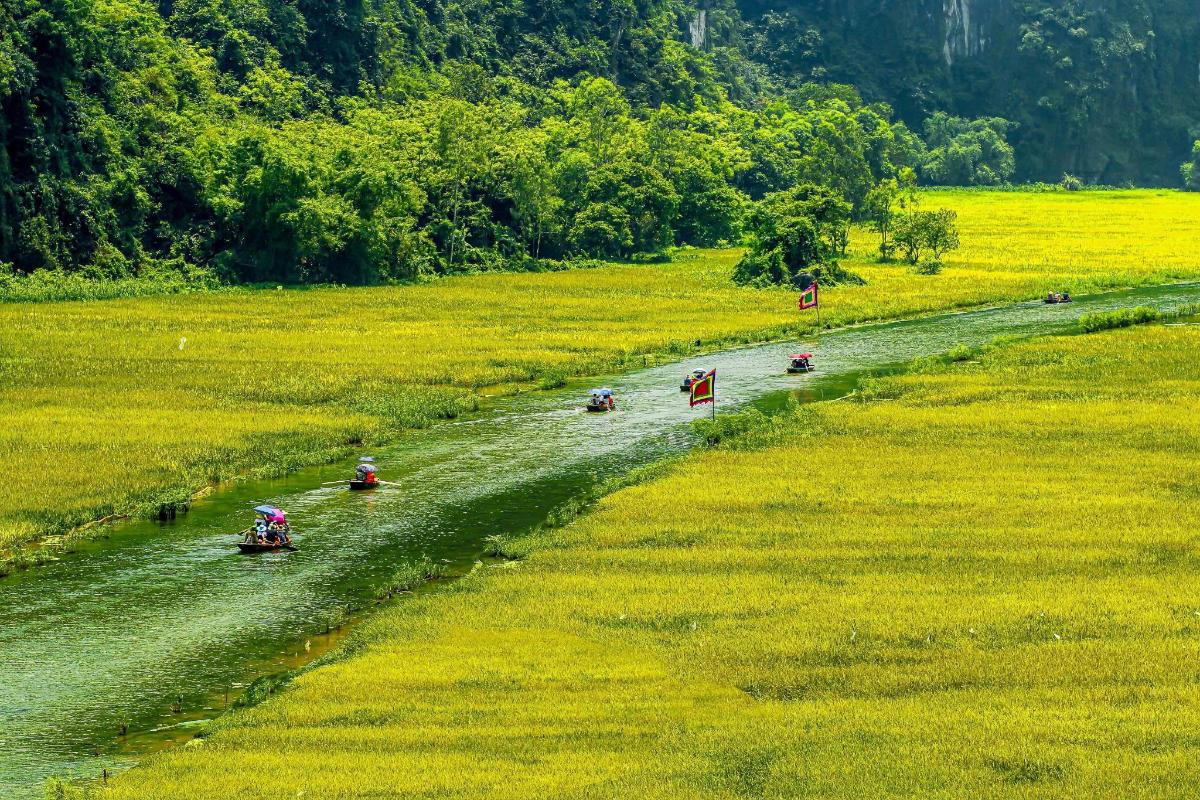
left=1, top=0, right=1197, bottom=286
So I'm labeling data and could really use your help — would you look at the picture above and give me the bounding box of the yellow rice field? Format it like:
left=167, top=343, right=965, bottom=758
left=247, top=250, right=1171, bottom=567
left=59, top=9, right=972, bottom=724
left=104, top=321, right=1200, bottom=798
left=3, top=189, right=1199, bottom=558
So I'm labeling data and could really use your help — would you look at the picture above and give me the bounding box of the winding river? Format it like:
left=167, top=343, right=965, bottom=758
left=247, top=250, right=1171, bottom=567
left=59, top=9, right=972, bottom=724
left=4, top=283, right=1200, bottom=796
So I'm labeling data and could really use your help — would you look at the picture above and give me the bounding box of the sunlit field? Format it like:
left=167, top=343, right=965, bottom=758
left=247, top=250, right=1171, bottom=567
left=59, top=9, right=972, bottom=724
left=106, top=322, right=1200, bottom=798
left=4, top=189, right=1199, bottom=559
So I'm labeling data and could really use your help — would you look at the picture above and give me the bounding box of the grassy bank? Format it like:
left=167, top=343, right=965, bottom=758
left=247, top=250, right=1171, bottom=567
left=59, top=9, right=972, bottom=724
left=4, top=189, right=1199, bottom=561
left=104, top=320, right=1200, bottom=798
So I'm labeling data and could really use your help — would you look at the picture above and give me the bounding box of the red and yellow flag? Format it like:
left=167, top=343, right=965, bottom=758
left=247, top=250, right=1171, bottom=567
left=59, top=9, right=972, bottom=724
left=689, top=369, right=716, bottom=407
left=798, top=282, right=819, bottom=310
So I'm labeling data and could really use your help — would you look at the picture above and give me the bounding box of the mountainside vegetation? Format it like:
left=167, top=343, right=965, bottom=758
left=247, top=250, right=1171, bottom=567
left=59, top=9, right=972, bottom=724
left=1, top=0, right=1196, bottom=286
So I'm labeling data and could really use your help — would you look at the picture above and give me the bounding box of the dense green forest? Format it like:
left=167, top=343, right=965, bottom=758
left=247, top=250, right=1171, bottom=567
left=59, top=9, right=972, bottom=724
left=1, top=0, right=1196, bottom=285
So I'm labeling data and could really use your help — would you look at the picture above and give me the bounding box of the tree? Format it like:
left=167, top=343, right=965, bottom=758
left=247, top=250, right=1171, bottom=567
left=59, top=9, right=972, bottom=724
left=863, top=167, right=917, bottom=260
left=892, top=209, right=960, bottom=269
left=1183, top=141, right=1200, bottom=191
left=733, top=184, right=852, bottom=287
left=921, top=114, right=1016, bottom=186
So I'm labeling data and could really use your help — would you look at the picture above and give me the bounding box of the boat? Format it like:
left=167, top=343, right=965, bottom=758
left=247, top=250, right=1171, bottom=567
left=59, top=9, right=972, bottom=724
left=586, top=388, right=615, bottom=412
left=237, top=540, right=297, bottom=553
left=351, top=457, right=379, bottom=490
left=1045, top=292, right=1073, bottom=304
left=680, top=369, right=707, bottom=391
left=238, top=505, right=295, bottom=553
left=787, top=354, right=815, bottom=374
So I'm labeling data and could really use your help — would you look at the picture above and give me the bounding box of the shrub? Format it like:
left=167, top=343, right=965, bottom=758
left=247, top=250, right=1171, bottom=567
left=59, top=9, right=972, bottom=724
left=734, top=184, right=852, bottom=287
left=893, top=209, right=960, bottom=266
left=1060, top=174, right=1083, bottom=191
left=1183, top=141, right=1200, bottom=191
left=1077, top=306, right=1159, bottom=333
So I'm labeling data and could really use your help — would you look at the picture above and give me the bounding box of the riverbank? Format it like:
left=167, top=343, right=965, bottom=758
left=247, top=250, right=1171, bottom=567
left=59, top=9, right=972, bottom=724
left=4, top=189, right=1199, bottom=567
left=104, top=318, right=1200, bottom=798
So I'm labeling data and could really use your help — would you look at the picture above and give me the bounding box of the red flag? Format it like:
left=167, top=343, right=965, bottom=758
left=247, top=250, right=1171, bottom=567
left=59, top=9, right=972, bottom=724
left=689, top=369, right=716, bottom=407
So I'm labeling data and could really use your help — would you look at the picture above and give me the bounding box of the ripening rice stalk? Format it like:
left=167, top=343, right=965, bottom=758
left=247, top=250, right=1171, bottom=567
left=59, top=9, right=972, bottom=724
left=106, top=323, right=1200, bottom=799
left=3, top=189, right=1200, bottom=560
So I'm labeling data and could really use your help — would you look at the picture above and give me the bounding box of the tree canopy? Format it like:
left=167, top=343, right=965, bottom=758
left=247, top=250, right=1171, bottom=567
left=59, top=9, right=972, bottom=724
left=1, top=0, right=1194, bottom=286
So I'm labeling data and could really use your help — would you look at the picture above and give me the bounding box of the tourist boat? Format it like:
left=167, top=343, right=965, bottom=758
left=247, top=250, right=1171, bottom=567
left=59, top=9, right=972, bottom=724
left=351, top=456, right=379, bottom=490
left=1045, top=292, right=1073, bottom=304
left=237, top=505, right=296, bottom=553
left=586, top=388, right=615, bottom=412
left=237, top=540, right=297, bottom=554
left=787, top=354, right=815, bottom=374
left=680, top=369, right=707, bottom=391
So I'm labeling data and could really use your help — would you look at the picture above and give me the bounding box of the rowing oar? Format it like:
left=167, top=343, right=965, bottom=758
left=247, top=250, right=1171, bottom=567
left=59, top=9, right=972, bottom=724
left=320, top=480, right=348, bottom=486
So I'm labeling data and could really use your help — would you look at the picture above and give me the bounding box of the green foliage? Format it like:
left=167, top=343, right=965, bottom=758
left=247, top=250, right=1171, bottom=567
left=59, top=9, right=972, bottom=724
left=1077, top=306, right=1159, bottom=333
left=733, top=184, right=852, bottom=287
left=1183, top=141, right=1200, bottom=192
left=893, top=209, right=961, bottom=267
left=863, top=167, right=918, bottom=260
left=921, top=113, right=1016, bottom=186
left=5, top=0, right=1190, bottom=287
left=735, top=1, right=1199, bottom=185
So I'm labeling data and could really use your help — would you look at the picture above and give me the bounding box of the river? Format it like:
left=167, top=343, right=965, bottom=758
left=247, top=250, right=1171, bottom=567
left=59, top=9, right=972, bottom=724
left=3, top=284, right=1200, bottom=796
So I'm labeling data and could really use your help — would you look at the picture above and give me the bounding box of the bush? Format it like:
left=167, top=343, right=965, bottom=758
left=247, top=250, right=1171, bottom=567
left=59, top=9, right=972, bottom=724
left=916, top=259, right=943, bottom=275
left=734, top=184, right=852, bottom=287
left=1183, top=141, right=1200, bottom=191
left=893, top=209, right=960, bottom=266
left=1060, top=173, right=1083, bottom=191
left=1077, top=306, right=1159, bottom=333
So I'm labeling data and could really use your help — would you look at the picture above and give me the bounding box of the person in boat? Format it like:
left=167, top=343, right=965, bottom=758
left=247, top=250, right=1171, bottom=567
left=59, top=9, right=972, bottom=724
left=355, top=459, right=378, bottom=485
left=254, top=516, right=268, bottom=544
left=607, top=393, right=615, bottom=411
left=1062, top=291, right=1071, bottom=302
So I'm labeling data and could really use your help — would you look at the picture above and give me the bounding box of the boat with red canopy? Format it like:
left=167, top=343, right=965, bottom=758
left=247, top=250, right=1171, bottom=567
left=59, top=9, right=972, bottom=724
left=787, top=354, right=815, bottom=374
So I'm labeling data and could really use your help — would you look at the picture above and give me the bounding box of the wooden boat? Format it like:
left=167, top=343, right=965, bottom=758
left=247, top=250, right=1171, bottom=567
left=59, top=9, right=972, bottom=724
left=586, top=388, right=615, bottom=412
left=787, top=354, right=815, bottom=374
left=680, top=369, right=707, bottom=391
left=1045, top=292, right=1073, bottom=304
left=238, top=540, right=297, bottom=554
left=349, top=480, right=378, bottom=491
left=238, top=504, right=295, bottom=552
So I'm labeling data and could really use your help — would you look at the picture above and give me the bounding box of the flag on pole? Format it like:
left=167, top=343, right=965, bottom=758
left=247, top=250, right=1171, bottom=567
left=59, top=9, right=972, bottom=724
left=689, top=369, right=716, bottom=408
left=799, top=282, right=819, bottom=310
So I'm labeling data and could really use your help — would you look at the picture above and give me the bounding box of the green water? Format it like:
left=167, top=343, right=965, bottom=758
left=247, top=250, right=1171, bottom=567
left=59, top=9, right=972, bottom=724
left=3, top=285, right=1200, bottom=796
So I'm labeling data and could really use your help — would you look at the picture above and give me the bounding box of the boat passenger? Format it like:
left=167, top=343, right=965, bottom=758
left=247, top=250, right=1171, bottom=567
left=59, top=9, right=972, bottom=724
left=254, top=517, right=267, bottom=543
left=607, top=395, right=615, bottom=411
left=1062, top=292, right=1071, bottom=302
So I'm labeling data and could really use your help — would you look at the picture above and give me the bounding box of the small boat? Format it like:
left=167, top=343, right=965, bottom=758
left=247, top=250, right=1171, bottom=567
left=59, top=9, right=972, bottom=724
left=680, top=369, right=707, bottom=391
left=787, top=354, right=815, bottom=374
left=586, top=388, right=615, bottom=412
left=1045, top=292, right=1073, bottom=304
left=238, top=505, right=295, bottom=553
left=238, top=540, right=297, bottom=554
left=351, top=457, right=379, bottom=490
